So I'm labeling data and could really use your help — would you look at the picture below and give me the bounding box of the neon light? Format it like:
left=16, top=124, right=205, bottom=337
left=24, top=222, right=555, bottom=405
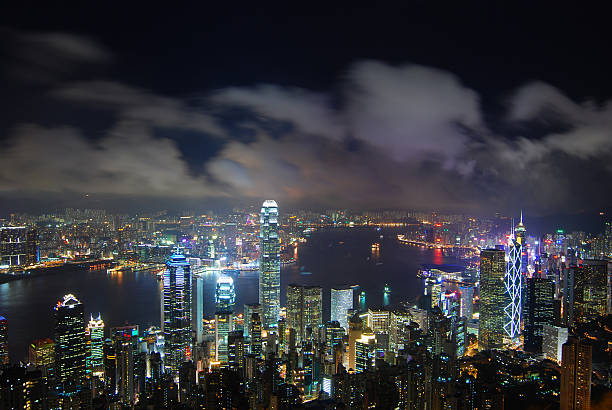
left=504, top=223, right=522, bottom=339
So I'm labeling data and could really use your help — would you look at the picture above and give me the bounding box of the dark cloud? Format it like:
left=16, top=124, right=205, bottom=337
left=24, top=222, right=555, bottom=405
left=1, top=28, right=111, bottom=84
left=1, top=30, right=611, bottom=215
left=55, top=81, right=224, bottom=136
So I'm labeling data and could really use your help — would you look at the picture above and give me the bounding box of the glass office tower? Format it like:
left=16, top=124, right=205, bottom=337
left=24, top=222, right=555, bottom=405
left=259, top=200, right=280, bottom=329
left=162, top=252, right=192, bottom=374
left=478, top=249, right=507, bottom=351
left=54, top=294, right=87, bottom=394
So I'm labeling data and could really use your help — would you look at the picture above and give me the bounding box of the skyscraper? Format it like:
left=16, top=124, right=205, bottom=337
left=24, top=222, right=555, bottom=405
left=565, top=259, right=608, bottom=326
left=458, top=285, right=474, bottom=319
left=227, top=330, right=245, bottom=375
left=162, top=252, right=192, bottom=374
left=215, top=275, right=236, bottom=313
left=355, top=331, right=376, bottom=373
left=215, top=312, right=234, bottom=363
left=54, top=294, right=87, bottom=393
left=478, top=249, right=506, bottom=351
left=542, top=325, right=568, bottom=363
left=560, top=337, right=592, bottom=410
left=243, top=303, right=262, bottom=339
left=193, top=274, right=205, bottom=344
left=515, top=212, right=527, bottom=274
left=330, top=287, right=354, bottom=331
left=215, top=275, right=236, bottom=363
left=28, top=338, right=55, bottom=371
left=347, top=315, right=363, bottom=372
left=86, top=314, right=105, bottom=378
left=259, top=200, right=281, bottom=329
left=0, top=226, right=38, bottom=267
left=524, top=277, right=554, bottom=352
left=0, top=316, right=7, bottom=365
left=248, top=313, right=262, bottom=357
left=286, top=284, right=323, bottom=342
left=113, top=328, right=135, bottom=406
left=225, top=223, right=237, bottom=260
left=505, top=224, right=522, bottom=340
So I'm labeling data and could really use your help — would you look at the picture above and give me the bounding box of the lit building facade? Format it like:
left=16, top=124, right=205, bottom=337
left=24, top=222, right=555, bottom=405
left=162, top=252, right=192, bottom=374
left=561, top=337, right=592, bottom=410
left=54, top=294, right=87, bottom=394
left=0, top=316, right=7, bottom=366
left=524, top=277, right=554, bottom=352
left=86, top=314, right=105, bottom=378
left=355, top=331, right=376, bottom=373
left=514, top=213, right=527, bottom=274
left=248, top=312, right=262, bottom=357
left=565, top=259, right=608, bottom=326
left=459, top=285, right=474, bottom=319
left=330, top=287, right=353, bottom=332
left=0, top=226, right=38, bottom=267
left=193, top=274, right=205, bottom=344
left=286, top=284, right=323, bottom=342
left=478, top=248, right=506, bottom=351
left=28, top=338, right=55, bottom=376
left=542, top=325, right=568, bottom=363
left=259, top=200, right=281, bottom=329
left=215, top=275, right=236, bottom=313
left=215, top=312, right=233, bottom=363
left=366, top=309, right=390, bottom=334
left=504, top=225, right=522, bottom=340
left=243, top=303, right=262, bottom=340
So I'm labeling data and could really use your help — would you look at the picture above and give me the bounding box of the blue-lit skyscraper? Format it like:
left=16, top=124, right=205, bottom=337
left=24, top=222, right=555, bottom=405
left=259, top=200, right=280, bottom=329
left=505, top=222, right=522, bottom=340
left=162, top=252, right=192, bottom=374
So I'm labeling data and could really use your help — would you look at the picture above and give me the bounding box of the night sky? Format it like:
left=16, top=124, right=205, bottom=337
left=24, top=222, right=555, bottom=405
left=2, top=4, right=612, bottom=215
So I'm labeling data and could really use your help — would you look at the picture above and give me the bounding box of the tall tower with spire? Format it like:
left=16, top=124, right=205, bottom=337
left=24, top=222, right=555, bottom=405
left=514, top=211, right=527, bottom=275
left=505, top=218, right=523, bottom=341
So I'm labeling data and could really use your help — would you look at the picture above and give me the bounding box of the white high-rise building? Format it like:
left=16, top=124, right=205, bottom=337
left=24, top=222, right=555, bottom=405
left=330, top=287, right=354, bottom=331
left=543, top=325, right=569, bottom=363
left=259, top=200, right=280, bottom=329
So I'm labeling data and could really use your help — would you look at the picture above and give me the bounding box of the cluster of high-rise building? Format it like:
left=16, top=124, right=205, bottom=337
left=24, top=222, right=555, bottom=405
left=2, top=204, right=612, bottom=408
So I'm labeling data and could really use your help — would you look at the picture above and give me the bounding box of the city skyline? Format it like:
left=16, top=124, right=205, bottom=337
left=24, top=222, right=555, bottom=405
left=2, top=4, right=612, bottom=408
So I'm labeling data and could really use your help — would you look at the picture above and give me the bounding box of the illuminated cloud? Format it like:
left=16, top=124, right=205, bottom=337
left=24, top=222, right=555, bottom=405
left=2, top=29, right=612, bottom=214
